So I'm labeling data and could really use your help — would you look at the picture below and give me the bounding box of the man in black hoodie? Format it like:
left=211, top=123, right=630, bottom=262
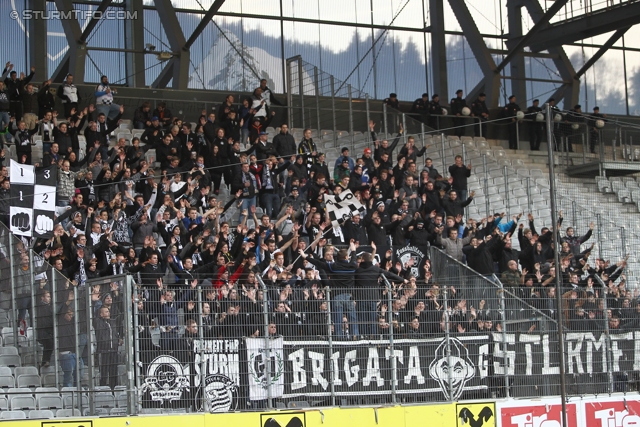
left=273, top=124, right=296, bottom=160
left=355, top=252, right=406, bottom=337
left=95, top=306, right=121, bottom=389
left=299, top=240, right=358, bottom=339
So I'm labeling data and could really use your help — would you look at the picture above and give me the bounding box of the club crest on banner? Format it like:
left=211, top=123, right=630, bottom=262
left=198, top=374, right=237, bottom=413
left=249, top=348, right=284, bottom=389
left=396, top=246, right=426, bottom=278
left=140, top=355, right=190, bottom=403
left=429, top=337, right=476, bottom=400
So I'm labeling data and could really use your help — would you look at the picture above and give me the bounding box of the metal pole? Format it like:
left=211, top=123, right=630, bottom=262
left=50, top=269, right=60, bottom=389
left=402, top=114, right=407, bottom=146
left=383, top=103, right=388, bottom=136
left=8, top=241, right=18, bottom=350
left=442, top=284, right=453, bottom=401
left=298, top=57, right=305, bottom=129
left=613, top=137, right=617, bottom=161
left=348, top=85, right=354, bottom=152
left=545, top=103, right=569, bottom=427
left=131, top=278, right=141, bottom=415
left=196, top=284, right=206, bottom=412
left=483, top=154, right=490, bottom=217
left=325, top=287, right=336, bottom=407
left=462, top=143, right=467, bottom=165
left=503, top=165, right=510, bottom=213
left=582, top=134, right=586, bottom=164
left=623, top=128, right=628, bottom=162
left=421, top=122, right=426, bottom=147
left=479, top=116, right=483, bottom=138
left=87, top=279, right=95, bottom=415
left=256, top=276, right=272, bottom=409
left=496, top=275, right=510, bottom=398
left=621, top=226, right=626, bottom=258
left=526, top=177, right=532, bottom=214
left=366, top=95, right=371, bottom=143
left=286, top=59, right=293, bottom=128
left=516, top=119, right=520, bottom=150
left=72, top=288, right=80, bottom=393
left=595, top=274, right=615, bottom=394
left=599, top=131, right=604, bottom=162
left=382, top=276, right=397, bottom=404
left=441, top=133, right=447, bottom=176
left=314, top=66, right=321, bottom=131
left=597, top=214, right=603, bottom=260
left=331, top=76, right=337, bottom=148
left=28, top=249, right=38, bottom=370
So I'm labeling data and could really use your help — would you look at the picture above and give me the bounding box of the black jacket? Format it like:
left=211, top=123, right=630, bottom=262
left=354, top=262, right=404, bottom=302
left=307, top=254, right=357, bottom=292
left=273, top=132, right=297, bottom=158
left=463, top=240, right=497, bottom=275
left=341, top=219, right=368, bottom=245
left=94, top=317, right=119, bottom=352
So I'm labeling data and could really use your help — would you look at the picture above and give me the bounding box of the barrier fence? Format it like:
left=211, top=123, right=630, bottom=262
left=1, top=211, right=637, bottom=416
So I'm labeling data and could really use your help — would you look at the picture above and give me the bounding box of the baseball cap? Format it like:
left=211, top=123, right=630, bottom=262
left=364, top=148, right=372, bottom=154
left=259, top=131, right=268, bottom=135
left=151, top=116, right=159, bottom=121
left=291, top=186, right=299, bottom=192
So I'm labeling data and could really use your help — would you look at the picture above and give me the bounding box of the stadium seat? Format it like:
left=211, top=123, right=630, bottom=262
left=41, top=373, right=58, bottom=388
left=0, top=396, right=7, bottom=410
left=94, top=392, right=115, bottom=408
left=28, top=409, right=54, bottom=419
left=110, top=407, right=127, bottom=416
left=0, top=373, right=14, bottom=389
left=116, top=132, right=132, bottom=143
left=1, top=410, right=27, bottom=419
left=0, top=346, right=19, bottom=356
left=119, top=120, right=132, bottom=130
left=16, top=374, right=41, bottom=389
left=617, top=189, right=632, bottom=204
left=15, top=367, right=39, bottom=377
left=56, top=408, right=81, bottom=417
left=0, top=354, right=22, bottom=371
left=287, top=400, right=310, bottom=408
left=11, top=395, right=36, bottom=411
left=37, top=395, right=63, bottom=411
left=114, top=393, right=128, bottom=408
left=61, top=387, right=88, bottom=408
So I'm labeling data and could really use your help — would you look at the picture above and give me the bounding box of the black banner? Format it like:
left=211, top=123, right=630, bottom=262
left=138, top=331, right=640, bottom=411
left=276, top=335, right=489, bottom=401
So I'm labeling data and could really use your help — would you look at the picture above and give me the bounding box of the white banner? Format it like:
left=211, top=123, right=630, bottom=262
left=246, top=337, right=285, bottom=401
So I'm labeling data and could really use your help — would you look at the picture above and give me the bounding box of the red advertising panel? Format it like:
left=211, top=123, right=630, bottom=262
left=500, top=402, right=578, bottom=427
left=583, top=398, right=640, bottom=427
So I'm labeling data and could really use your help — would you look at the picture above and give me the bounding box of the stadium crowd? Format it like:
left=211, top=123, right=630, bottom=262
left=0, top=66, right=634, bottom=391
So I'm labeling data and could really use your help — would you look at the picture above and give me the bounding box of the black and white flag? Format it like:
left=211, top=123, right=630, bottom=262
left=10, top=160, right=57, bottom=238
left=324, top=189, right=365, bottom=228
